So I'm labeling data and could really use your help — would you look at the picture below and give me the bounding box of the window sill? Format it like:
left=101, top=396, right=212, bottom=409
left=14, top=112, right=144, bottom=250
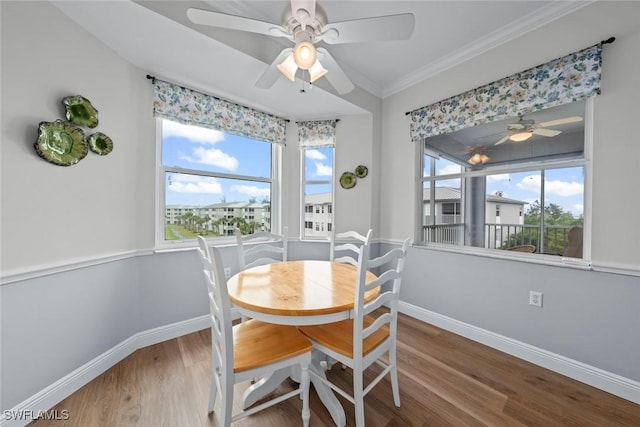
left=415, top=242, right=592, bottom=270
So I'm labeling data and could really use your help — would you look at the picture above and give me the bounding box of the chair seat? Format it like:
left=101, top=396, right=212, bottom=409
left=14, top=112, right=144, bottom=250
left=299, top=315, right=389, bottom=359
left=233, top=319, right=312, bottom=373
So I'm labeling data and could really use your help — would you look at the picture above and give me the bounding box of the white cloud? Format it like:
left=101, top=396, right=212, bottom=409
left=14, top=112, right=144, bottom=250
left=545, top=179, right=583, bottom=197
left=516, top=174, right=583, bottom=197
left=168, top=175, right=222, bottom=194
left=315, top=162, right=332, bottom=176
left=516, top=174, right=541, bottom=192
left=305, top=149, right=326, bottom=160
left=571, top=204, right=584, bottom=215
left=163, top=120, right=225, bottom=144
left=487, top=173, right=510, bottom=183
left=181, top=147, right=238, bottom=171
left=438, top=164, right=462, bottom=175
left=230, top=185, right=270, bottom=198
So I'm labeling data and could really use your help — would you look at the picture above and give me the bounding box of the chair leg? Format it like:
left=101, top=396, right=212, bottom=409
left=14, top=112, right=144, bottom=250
left=219, top=375, right=234, bottom=427
left=208, top=379, right=217, bottom=414
left=389, top=348, right=401, bottom=408
left=208, top=362, right=218, bottom=413
left=353, top=368, right=365, bottom=427
left=300, top=363, right=310, bottom=427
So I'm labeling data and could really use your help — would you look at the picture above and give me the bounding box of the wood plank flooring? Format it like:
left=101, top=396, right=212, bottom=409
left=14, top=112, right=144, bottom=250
left=30, top=313, right=640, bottom=426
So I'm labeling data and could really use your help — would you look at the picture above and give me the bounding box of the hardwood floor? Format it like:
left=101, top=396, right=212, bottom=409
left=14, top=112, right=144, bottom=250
left=30, top=313, right=639, bottom=426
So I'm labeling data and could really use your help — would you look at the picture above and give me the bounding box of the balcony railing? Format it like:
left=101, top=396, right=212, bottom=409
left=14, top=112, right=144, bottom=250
left=422, top=223, right=578, bottom=255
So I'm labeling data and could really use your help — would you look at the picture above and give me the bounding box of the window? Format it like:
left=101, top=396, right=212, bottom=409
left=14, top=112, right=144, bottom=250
left=419, top=101, right=587, bottom=258
left=302, top=146, right=334, bottom=238
left=160, top=119, right=277, bottom=244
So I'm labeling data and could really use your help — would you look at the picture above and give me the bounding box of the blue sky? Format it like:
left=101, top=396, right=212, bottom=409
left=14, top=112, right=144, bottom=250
left=433, top=159, right=584, bottom=216
left=163, top=119, right=582, bottom=216
left=162, top=120, right=333, bottom=205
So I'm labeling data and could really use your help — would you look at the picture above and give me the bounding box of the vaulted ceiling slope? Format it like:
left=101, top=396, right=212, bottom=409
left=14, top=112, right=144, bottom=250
left=52, top=1, right=592, bottom=120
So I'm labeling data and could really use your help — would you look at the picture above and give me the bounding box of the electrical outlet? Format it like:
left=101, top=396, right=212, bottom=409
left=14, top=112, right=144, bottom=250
left=529, top=291, right=543, bottom=308
left=224, top=267, right=231, bottom=278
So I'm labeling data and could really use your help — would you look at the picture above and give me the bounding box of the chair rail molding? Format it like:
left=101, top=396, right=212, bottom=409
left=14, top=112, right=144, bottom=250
left=0, top=249, right=154, bottom=286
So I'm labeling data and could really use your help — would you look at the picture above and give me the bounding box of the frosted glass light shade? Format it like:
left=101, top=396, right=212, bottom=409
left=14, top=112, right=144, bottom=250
left=308, top=59, right=328, bottom=83
left=293, top=42, right=316, bottom=69
left=509, top=131, right=533, bottom=142
left=277, top=53, right=298, bottom=81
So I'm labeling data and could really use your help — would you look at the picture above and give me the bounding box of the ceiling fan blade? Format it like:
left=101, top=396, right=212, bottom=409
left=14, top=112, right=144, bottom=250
left=255, top=48, right=293, bottom=89
left=494, top=135, right=510, bottom=146
left=187, top=8, right=288, bottom=38
left=291, top=0, right=316, bottom=29
left=321, top=13, right=415, bottom=45
left=317, top=48, right=355, bottom=94
left=533, top=128, right=561, bottom=137
left=538, top=116, right=583, bottom=128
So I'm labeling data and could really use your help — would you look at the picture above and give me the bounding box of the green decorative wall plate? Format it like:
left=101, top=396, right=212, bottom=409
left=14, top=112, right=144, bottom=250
left=355, top=165, right=368, bottom=178
left=87, top=132, right=113, bottom=155
left=34, top=120, right=88, bottom=166
left=62, top=95, right=99, bottom=128
left=340, top=171, right=357, bottom=189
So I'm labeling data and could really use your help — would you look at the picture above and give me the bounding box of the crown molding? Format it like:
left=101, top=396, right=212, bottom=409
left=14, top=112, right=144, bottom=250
left=382, top=1, right=595, bottom=98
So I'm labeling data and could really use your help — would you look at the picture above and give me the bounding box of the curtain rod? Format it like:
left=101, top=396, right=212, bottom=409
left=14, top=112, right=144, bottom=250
left=404, top=37, right=616, bottom=116
left=295, top=119, right=341, bottom=124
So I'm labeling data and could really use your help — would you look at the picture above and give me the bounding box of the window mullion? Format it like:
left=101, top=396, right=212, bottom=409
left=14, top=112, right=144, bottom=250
left=164, top=165, right=271, bottom=184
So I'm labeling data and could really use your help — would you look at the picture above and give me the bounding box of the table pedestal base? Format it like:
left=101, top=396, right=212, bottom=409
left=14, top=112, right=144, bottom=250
left=242, top=350, right=346, bottom=427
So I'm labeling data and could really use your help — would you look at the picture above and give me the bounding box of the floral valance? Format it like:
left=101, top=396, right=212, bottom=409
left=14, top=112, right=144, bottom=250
left=409, top=43, right=603, bottom=142
left=297, top=120, right=337, bottom=148
left=152, top=79, right=287, bottom=145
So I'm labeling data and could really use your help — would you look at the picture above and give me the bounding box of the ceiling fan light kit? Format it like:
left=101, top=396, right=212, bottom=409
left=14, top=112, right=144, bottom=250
left=186, top=0, right=415, bottom=95
left=468, top=152, right=490, bottom=165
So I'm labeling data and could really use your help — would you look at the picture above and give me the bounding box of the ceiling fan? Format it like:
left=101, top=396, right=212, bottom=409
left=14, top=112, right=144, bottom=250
left=186, top=0, right=415, bottom=94
left=495, top=115, right=583, bottom=145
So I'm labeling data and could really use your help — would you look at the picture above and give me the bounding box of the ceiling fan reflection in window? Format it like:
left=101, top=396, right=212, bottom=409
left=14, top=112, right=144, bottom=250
left=494, top=115, right=583, bottom=145
left=187, top=0, right=415, bottom=94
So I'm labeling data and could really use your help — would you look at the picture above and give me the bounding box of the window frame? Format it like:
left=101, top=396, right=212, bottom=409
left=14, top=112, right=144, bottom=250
left=415, top=98, right=593, bottom=265
left=301, top=146, right=335, bottom=241
left=155, top=119, right=282, bottom=249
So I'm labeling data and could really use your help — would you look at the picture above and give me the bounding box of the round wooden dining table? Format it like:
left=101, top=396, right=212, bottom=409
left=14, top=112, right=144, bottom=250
left=227, top=259, right=378, bottom=325
left=226, top=260, right=377, bottom=427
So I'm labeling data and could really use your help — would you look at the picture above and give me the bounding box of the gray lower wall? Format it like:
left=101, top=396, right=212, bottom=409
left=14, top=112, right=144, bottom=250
left=383, top=242, right=640, bottom=382
left=2, top=241, right=638, bottom=412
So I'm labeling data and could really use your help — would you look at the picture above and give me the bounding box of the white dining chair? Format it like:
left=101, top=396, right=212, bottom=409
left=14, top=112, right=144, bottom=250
left=329, top=229, right=372, bottom=266
left=196, top=236, right=311, bottom=427
left=235, top=226, right=288, bottom=270
left=300, top=237, right=411, bottom=427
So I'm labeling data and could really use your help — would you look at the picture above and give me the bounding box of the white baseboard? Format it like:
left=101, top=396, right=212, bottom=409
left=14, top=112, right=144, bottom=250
left=1, top=315, right=210, bottom=427
left=398, top=301, right=640, bottom=405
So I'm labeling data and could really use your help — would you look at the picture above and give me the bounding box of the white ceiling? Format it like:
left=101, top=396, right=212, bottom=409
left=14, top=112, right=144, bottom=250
left=51, top=0, right=591, bottom=121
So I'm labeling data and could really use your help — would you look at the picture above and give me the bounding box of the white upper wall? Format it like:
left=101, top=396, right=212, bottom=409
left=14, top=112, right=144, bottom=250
left=1, top=1, right=155, bottom=274
left=0, top=1, right=380, bottom=275
left=380, top=1, right=640, bottom=269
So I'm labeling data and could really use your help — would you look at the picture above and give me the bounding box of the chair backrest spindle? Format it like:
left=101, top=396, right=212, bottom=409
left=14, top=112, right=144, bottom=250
left=330, top=229, right=372, bottom=266
left=236, top=226, right=288, bottom=270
